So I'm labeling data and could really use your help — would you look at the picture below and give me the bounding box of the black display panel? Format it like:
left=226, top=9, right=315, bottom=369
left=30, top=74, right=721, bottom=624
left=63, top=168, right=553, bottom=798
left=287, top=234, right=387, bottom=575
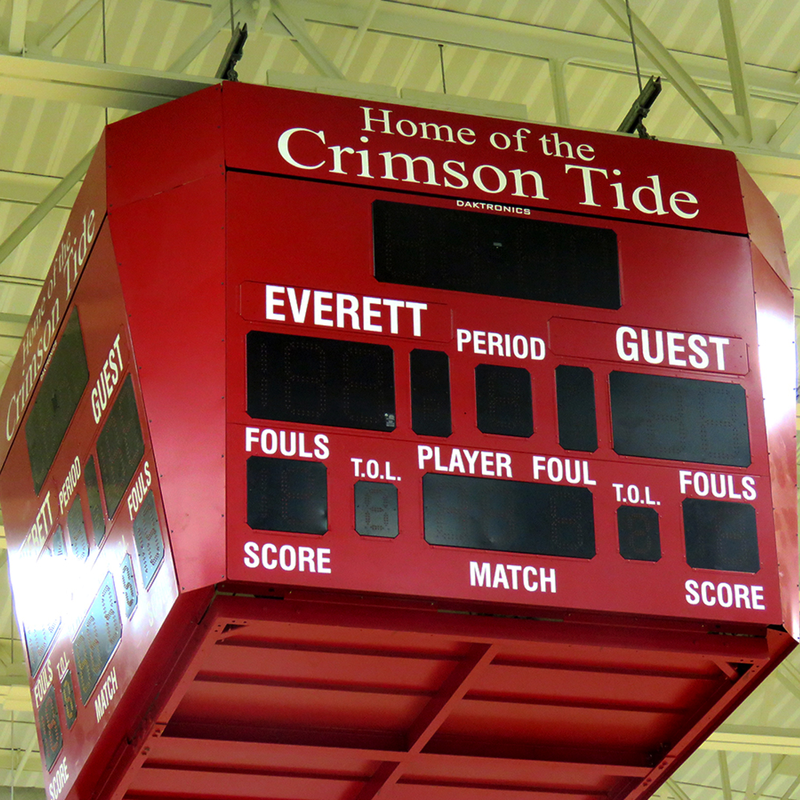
left=373, top=200, right=620, bottom=309
left=556, top=365, right=597, bottom=452
left=423, top=474, right=595, bottom=558
left=610, top=371, right=750, bottom=467
left=355, top=481, right=399, bottom=538
left=38, top=685, right=63, bottom=770
left=247, top=331, right=395, bottom=432
left=96, top=375, right=145, bottom=519
left=683, top=498, right=759, bottom=573
left=26, top=308, right=90, bottom=493
left=61, top=670, right=78, bottom=730
left=84, top=456, right=106, bottom=546
left=410, top=349, right=451, bottom=437
left=133, top=491, right=165, bottom=589
left=247, top=456, right=328, bottom=534
left=475, top=364, right=533, bottom=437
left=617, top=506, right=661, bottom=562
left=67, top=495, right=89, bottom=561
left=24, top=614, right=60, bottom=677
left=73, top=572, right=122, bottom=704
left=51, top=525, right=66, bottom=559
left=120, top=553, right=138, bottom=618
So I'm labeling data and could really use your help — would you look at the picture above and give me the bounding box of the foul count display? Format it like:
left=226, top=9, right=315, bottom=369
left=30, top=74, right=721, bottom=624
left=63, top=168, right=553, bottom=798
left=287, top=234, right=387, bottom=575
left=0, top=83, right=795, bottom=800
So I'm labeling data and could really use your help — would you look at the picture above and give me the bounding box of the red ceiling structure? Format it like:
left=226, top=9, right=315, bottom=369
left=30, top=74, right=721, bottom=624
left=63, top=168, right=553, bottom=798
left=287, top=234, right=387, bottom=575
left=0, top=83, right=796, bottom=800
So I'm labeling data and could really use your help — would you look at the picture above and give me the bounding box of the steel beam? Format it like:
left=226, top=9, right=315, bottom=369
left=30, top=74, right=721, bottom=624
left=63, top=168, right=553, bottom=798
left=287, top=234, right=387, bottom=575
left=597, top=0, right=740, bottom=143
left=271, top=0, right=345, bottom=79
left=8, top=0, right=29, bottom=55
left=169, top=2, right=243, bottom=73
left=717, top=0, right=752, bottom=140
left=0, top=148, right=94, bottom=269
left=340, top=0, right=379, bottom=74
left=701, top=725, right=800, bottom=755
left=36, top=0, right=101, bottom=52
left=0, top=50, right=213, bottom=110
left=299, top=0, right=800, bottom=104
left=549, top=58, right=570, bottom=125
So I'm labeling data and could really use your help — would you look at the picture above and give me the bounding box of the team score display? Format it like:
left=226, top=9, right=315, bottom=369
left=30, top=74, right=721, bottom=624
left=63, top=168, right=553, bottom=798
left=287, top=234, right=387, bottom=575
left=613, top=483, right=660, bottom=506
left=351, top=458, right=399, bottom=480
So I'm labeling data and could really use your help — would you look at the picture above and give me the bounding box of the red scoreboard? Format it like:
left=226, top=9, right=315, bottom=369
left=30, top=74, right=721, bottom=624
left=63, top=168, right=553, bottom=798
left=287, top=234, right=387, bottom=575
left=0, top=83, right=796, bottom=800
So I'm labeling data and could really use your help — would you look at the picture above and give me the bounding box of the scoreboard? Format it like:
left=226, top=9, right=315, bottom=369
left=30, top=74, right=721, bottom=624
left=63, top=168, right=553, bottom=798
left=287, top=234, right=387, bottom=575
left=0, top=83, right=796, bottom=800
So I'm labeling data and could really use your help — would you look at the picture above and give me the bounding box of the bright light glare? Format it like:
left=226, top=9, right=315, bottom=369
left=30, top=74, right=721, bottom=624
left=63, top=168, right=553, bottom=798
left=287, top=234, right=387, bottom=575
left=756, top=309, right=797, bottom=433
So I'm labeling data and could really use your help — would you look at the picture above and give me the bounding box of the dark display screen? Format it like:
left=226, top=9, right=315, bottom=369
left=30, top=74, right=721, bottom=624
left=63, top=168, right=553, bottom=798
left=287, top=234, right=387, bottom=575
left=67, top=495, right=89, bottom=561
left=73, top=572, right=122, bottom=704
left=247, top=331, right=395, bottom=431
left=84, top=456, right=106, bottom=546
left=373, top=200, right=620, bottom=309
left=96, top=375, right=145, bottom=519
left=120, top=553, right=139, bottom=618
left=556, top=365, right=597, bottom=452
left=410, top=349, right=451, bottom=437
left=132, top=491, right=165, bottom=589
left=24, top=614, right=60, bottom=678
left=61, top=670, right=78, bottom=730
left=683, top=498, right=759, bottom=573
left=355, top=481, right=399, bottom=538
left=617, top=506, right=661, bottom=562
left=247, top=456, right=328, bottom=534
left=423, top=474, right=595, bottom=558
left=38, top=685, right=63, bottom=770
left=26, top=308, right=90, bottom=493
left=475, top=363, right=533, bottom=437
left=610, top=371, right=750, bottom=466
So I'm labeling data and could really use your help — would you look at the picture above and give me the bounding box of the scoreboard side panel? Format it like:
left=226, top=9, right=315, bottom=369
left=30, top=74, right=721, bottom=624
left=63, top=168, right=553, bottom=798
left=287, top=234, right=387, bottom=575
left=751, top=243, right=799, bottom=637
left=0, top=223, right=180, bottom=800
left=108, top=173, right=227, bottom=593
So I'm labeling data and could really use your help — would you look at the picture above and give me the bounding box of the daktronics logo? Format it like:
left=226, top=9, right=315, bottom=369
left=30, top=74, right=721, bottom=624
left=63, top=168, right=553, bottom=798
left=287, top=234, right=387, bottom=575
left=275, top=106, right=701, bottom=221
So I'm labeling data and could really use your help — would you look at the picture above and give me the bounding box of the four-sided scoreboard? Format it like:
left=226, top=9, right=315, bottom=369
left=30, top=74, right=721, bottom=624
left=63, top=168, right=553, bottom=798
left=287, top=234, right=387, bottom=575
left=0, top=83, right=796, bottom=800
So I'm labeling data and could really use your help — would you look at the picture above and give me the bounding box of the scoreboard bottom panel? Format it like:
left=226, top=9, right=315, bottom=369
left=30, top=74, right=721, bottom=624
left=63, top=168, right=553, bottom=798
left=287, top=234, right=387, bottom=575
left=225, top=421, right=779, bottom=624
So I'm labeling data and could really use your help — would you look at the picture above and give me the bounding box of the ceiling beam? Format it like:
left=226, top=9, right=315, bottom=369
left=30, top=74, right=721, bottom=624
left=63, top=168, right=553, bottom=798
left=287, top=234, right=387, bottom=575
left=339, top=0, right=379, bottom=74
left=271, top=0, right=345, bottom=79
left=549, top=59, right=570, bottom=126
left=8, top=0, right=29, bottom=55
left=0, top=50, right=213, bottom=110
left=596, top=0, right=740, bottom=143
left=299, top=0, right=800, bottom=104
left=717, top=0, right=753, bottom=140
left=35, top=0, right=101, bottom=52
left=169, top=1, right=244, bottom=73
left=701, top=725, right=800, bottom=755
left=0, top=148, right=94, bottom=269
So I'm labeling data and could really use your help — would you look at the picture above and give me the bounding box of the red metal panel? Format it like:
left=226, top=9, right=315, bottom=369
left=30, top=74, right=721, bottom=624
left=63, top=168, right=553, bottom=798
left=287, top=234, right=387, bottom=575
left=109, top=174, right=227, bottom=592
left=221, top=82, right=747, bottom=234
left=106, top=85, right=223, bottom=210
left=737, top=160, right=791, bottom=287
left=116, top=595, right=793, bottom=800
